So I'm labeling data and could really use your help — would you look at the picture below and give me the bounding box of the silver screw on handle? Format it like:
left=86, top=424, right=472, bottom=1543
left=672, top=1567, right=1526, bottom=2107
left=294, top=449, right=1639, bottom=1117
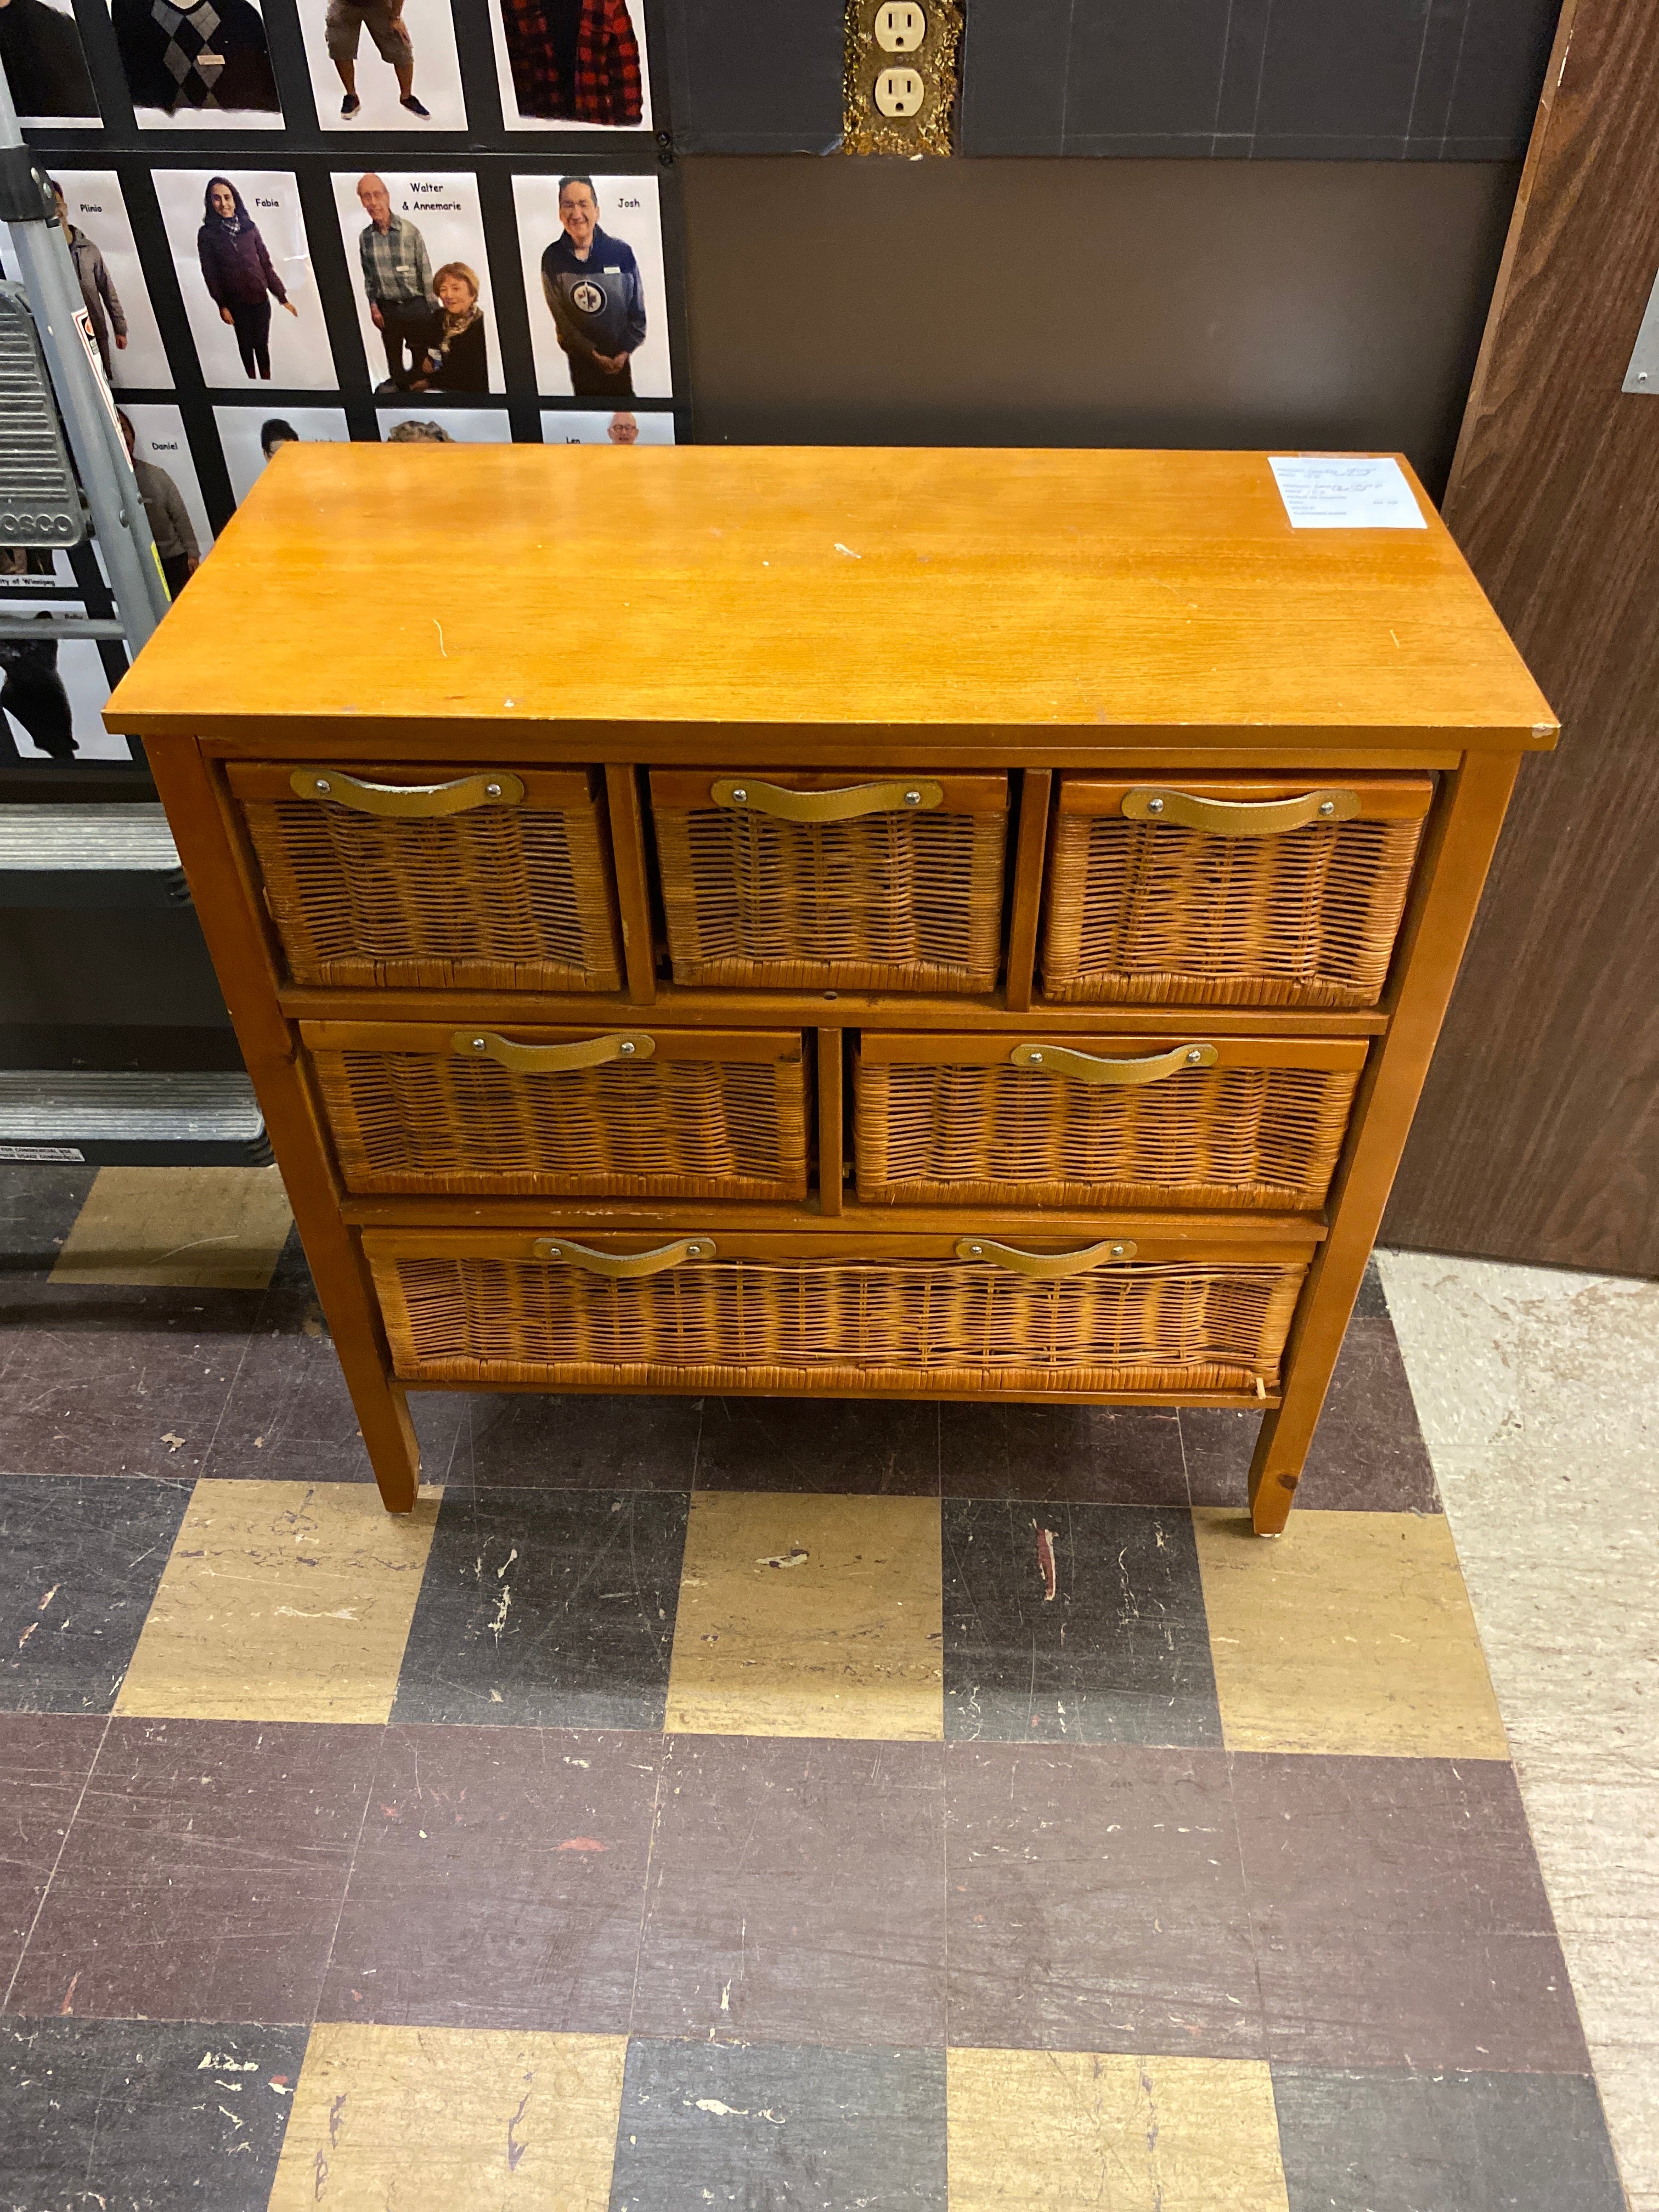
left=1028, top=1051, right=1043, bottom=1064
left=1318, top=800, right=1335, bottom=816
left=1146, top=797, right=1165, bottom=814
left=903, top=789, right=922, bottom=805
left=485, top=782, right=504, bottom=798
left=543, top=1245, right=562, bottom=1260
left=470, top=1036, right=488, bottom=1052
left=1110, top=1244, right=1128, bottom=1257
left=313, top=777, right=331, bottom=794
left=1186, top=1048, right=1204, bottom=1063
left=619, top=1040, right=636, bottom=1056
left=730, top=787, right=748, bottom=803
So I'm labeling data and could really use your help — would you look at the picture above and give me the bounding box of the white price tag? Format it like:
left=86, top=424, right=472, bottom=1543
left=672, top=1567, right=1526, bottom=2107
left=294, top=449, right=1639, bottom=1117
left=1269, top=456, right=1428, bottom=530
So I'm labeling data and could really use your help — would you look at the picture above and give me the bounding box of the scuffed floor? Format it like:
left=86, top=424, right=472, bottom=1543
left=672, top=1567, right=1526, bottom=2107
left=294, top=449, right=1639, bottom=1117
left=0, top=1165, right=1637, bottom=2209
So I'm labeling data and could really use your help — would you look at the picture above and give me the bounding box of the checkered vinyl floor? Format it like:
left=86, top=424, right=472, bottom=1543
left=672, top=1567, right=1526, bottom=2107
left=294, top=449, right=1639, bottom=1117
left=0, top=1166, right=1629, bottom=2209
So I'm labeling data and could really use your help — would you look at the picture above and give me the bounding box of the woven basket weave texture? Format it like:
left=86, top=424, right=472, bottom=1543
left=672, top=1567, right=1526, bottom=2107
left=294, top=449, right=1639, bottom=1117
left=313, top=1046, right=808, bottom=1199
left=653, top=803, right=1007, bottom=991
left=854, top=1059, right=1358, bottom=1209
left=1041, top=814, right=1424, bottom=1006
left=375, top=1253, right=1304, bottom=1396
left=244, top=795, right=620, bottom=991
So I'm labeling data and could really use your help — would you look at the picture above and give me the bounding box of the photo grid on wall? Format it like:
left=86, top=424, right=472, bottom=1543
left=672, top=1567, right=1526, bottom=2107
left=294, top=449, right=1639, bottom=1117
left=0, top=0, right=684, bottom=766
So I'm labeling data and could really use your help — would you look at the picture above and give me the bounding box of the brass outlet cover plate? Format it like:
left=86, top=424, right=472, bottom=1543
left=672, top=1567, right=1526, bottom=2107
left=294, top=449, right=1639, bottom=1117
left=844, top=0, right=963, bottom=157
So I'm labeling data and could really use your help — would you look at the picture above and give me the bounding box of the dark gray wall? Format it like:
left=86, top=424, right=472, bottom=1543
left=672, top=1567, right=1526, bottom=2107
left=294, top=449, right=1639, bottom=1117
left=665, top=0, right=1556, bottom=159
left=681, top=155, right=1518, bottom=494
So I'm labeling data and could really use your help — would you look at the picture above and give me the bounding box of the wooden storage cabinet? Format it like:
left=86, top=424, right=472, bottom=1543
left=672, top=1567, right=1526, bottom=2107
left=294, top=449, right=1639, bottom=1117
left=109, top=445, right=1555, bottom=1536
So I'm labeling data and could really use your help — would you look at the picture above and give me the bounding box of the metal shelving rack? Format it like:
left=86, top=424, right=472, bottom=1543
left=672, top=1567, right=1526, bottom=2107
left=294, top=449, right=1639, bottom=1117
left=0, top=74, right=267, bottom=1169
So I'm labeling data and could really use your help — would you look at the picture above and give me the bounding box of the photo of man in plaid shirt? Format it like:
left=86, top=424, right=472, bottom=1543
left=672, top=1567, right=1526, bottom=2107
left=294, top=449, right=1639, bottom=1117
left=355, top=172, right=437, bottom=391
left=498, top=0, right=643, bottom=126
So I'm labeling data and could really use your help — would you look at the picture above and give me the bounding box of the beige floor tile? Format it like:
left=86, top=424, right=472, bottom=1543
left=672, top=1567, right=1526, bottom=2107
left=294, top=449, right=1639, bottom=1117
left=267, top=2023, right=627, bottom=2211
left=115, top=1479, right=439, bottom=1724
left=1379, top=1248, right=1659, bottom=2208
left=947, top=2049, right=1288, bottom=2212
left=665, top=1492, right=943, bottom=1740
left=1192, top=1507, right=1508, bottom=1759
left=50, top=1165, right=294, bottom=1289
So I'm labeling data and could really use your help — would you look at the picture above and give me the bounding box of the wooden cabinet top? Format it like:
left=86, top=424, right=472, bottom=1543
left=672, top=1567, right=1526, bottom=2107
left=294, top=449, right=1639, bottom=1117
left=106, top=444, right=1555, bottom=749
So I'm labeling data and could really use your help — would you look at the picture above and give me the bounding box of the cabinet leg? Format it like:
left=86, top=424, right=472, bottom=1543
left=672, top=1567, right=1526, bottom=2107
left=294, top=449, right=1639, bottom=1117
left=1247, top=1407, right=1306, bottom=1535
left=336, top=1346, right=421, bottom=1514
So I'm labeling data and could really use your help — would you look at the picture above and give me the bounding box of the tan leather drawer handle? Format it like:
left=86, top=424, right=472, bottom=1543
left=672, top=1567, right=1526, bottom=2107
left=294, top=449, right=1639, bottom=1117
left=530, top=1235, right=714, bottom=1276
left=453, top=1030, right=656, bottom=1073
left=290, top=768, right=526, bottom=816
left=1121, top=786, right=1360, bottom=835
left=955, top=1235, right=1138, bottom=1277
left=1008, top=1041, right=1218, bottom=1085
left=710, top=776, right=944, bottom=823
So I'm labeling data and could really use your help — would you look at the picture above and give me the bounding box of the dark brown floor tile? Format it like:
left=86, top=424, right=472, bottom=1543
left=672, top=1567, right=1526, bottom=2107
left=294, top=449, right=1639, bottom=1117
left=1273, top=2066, right=1626, bottom=2212
left=1182, top=1316, right=1438, bottom=1513
left=1, top=1476, right=191, bottom=1714
left=0, top=2017, right=307, bottom=2212
left=0, top=1165, right=98, bottom=1277
left=942, top=1499, right=1220, bottom=1746
left=392, top=1488, right=689, bottom=1729
left=1233, top=1754, right=1588, bottom=2072
left=201, top=1286, right=463, bottom=1482
left=441, top=1392, right=703, bottom=1489
left=634, top=1736, right=946, bottom=2049
left=610, top=2038, right=947, bottom=2209
left=0, top=1713, right=104, bottom=1997
left=319, top=1723, right=659, bottom=2034
left=695, top=1397, right=941, bottom=1494
left=0, top=1284, right=258, bottom=1479
left=945, top=1740, right=1261, bottom=2058
left=7, top=1717, right=375, bottom=2024
left=940, top=1404, right=1187, bottom=1505
left=1353, top=1255, right=1390, bottom=1319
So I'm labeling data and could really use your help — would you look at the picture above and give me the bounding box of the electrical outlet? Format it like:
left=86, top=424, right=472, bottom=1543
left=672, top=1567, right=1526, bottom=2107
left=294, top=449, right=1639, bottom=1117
left=873, top=66, right=924, bottom=116
left=844, top=0, right=962, bottom=156
left=874, top=2, right=926, bottom=52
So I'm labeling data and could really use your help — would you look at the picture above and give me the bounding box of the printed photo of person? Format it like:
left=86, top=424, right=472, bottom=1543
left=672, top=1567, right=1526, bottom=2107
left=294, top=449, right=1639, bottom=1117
left=539, top=407, right=674, bottom=444
left=295, top=0, right=464, bottom=131
left=108, top=0, right=284, bottom=127
left=215, top=403, right=347, bottom=503
left=376, top=405, right=509, bottom=441
left=0, top=0, right=98, bottom=125
left=488, top=0, right=651, bottom=132
left=0, top=606, right=124, bottom=761
left=117, top=405, right=212, bottom=596
left=156, top=170, right=334, bottom=390
left=514, top=171, right=670, bottom=399
left=45, top=173, right=171, bottom=387
left=333, top=171, right=500, bottom=394
left=196, top=176, right=297, bottom=380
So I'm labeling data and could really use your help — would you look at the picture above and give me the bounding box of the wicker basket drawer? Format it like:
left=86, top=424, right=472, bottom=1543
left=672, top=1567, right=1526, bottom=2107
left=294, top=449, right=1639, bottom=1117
left=649, top=770, right=1009, bottom=992
left=853, top=1032, right=1367, bottom=1210
left=305, top=1021, right=808, bottom=1200
left=1041, top=774, right=1434, bottom=1007
left=365, top=1227, right=1312, bottom=1399
left=231, top=763, right=622, bottom=992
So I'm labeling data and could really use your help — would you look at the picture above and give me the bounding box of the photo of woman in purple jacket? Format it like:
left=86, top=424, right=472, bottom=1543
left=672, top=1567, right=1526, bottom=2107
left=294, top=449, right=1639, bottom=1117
left=196, top=176, right=298, bottom=381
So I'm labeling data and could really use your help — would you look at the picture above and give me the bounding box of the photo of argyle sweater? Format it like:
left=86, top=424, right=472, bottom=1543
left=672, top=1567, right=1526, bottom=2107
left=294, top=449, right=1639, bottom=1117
left=499, top=0, right=642, bottom=126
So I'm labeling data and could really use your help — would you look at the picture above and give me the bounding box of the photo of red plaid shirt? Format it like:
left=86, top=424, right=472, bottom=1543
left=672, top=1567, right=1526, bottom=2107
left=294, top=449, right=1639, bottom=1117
left=499, top=0, right=644, bottom=126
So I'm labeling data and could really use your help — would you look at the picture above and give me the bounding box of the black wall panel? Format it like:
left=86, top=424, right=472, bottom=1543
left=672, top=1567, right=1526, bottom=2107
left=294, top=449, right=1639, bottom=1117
left=681, top=154, right=1518, bottom=497
left=667, top=0, right=843, bottom=153
left=960, top=0, right=1559, bottom=160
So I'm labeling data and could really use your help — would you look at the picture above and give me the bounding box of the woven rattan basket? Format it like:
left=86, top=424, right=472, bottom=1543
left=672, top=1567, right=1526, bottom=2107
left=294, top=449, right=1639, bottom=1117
left=1041, top=775, right=1434, bottom=1007
left=306, top=1022, right=809, bottom=1199
left=648, top=770, right=1009, bottom=991
left=232, top=763, right=622, bottom=991
left=854, top=1034, right=1365, bottom=1209
left=369, top=1234, right=1306, bottom=1397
